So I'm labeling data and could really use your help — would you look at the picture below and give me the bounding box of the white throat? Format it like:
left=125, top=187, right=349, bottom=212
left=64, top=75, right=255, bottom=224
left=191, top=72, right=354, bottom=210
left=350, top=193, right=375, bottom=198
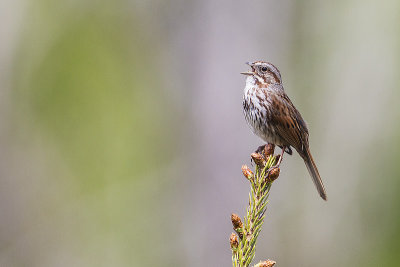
left=243, top=76, right=256, bottom=95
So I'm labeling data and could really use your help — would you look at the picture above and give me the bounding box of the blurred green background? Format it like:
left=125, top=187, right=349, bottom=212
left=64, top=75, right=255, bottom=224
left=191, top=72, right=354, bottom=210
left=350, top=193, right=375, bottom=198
left=1, top=0, right=400, bottom=266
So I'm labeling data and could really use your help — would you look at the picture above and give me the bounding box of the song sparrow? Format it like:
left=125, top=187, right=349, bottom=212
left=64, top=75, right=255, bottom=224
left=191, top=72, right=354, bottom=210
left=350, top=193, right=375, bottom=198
left=241, top=61, right=327, bottom=200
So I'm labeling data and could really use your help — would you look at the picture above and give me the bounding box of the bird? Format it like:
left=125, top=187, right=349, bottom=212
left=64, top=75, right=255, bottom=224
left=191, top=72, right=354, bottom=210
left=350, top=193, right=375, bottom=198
left=241, top=61, right=327, bottom=200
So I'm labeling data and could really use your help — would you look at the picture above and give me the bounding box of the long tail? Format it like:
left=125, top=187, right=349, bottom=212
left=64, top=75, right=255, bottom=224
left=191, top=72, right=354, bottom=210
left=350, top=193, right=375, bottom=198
left=302, top=147, right=327, bottom=200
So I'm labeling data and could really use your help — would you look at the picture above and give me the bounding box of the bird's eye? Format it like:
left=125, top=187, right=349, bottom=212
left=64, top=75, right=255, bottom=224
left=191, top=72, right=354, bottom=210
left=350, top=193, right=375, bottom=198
left=261, top=67, right=268, bottom=72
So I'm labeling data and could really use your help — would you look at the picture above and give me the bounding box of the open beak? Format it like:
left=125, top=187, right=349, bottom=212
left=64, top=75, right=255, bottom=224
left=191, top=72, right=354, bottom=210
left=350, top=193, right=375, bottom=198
left=240, top=71, right=254, bottom=76
left=241, top=62, right=254, bottom=75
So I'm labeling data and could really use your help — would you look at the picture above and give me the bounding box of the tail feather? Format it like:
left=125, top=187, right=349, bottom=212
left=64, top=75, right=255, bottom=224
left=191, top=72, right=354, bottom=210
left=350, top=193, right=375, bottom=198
left=303, top=148, right=327, bottom=200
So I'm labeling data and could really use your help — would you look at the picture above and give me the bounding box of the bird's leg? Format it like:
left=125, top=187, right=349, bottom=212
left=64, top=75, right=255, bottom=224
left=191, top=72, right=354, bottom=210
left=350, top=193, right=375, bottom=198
left=266, top=145, right=286, bottom=176
left=274, top=146, right=286, bottom=168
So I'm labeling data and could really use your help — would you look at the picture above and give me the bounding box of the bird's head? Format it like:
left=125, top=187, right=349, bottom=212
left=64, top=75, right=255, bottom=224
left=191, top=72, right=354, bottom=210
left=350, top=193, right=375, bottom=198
left=241, top=61, right=282, bottom=85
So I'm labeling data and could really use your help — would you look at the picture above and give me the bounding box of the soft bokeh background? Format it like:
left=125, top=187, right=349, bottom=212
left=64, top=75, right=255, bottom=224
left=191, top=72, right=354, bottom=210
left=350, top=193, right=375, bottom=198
left=1, top=0, right=400, bottom=266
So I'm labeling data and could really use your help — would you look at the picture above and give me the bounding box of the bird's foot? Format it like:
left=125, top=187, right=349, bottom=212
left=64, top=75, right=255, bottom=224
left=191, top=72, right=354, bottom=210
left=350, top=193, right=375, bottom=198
left=251, top=145, right=266, bottom=166
left=255, top=144, right=266, bottom=154
left=252, top=143, right=277, bottom=164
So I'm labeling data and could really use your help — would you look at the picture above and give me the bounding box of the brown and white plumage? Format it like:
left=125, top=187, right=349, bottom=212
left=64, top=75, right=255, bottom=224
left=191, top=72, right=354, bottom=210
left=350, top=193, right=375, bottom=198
left=242, top=61, right=327, bottom=200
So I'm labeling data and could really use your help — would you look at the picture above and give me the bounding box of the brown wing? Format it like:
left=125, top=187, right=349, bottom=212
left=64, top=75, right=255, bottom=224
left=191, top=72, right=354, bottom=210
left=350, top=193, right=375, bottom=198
left=269, top=91, right=327, bottom=200
left=269, top=93, right=309, bottom=154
